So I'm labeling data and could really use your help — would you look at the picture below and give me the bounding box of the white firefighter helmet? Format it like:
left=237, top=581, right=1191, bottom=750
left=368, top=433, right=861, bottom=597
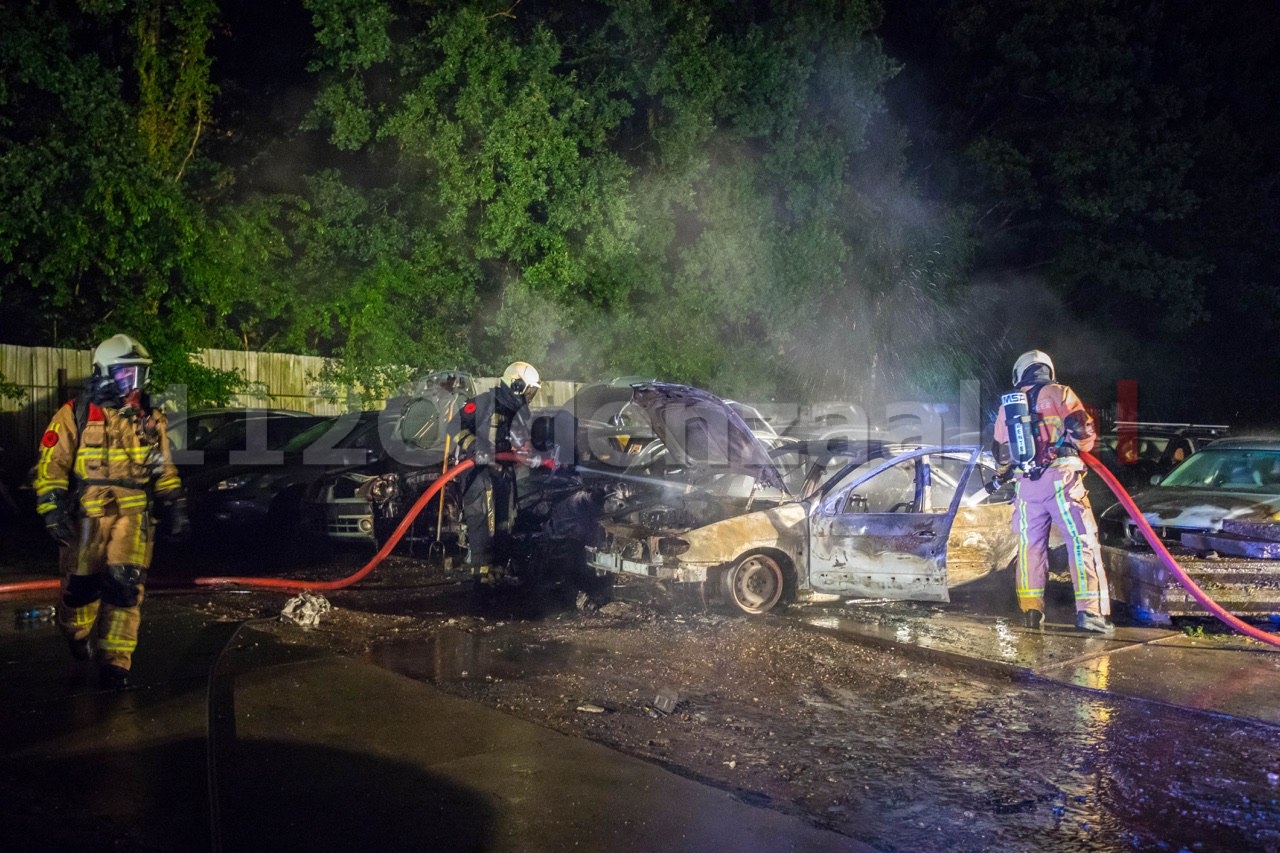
left=93, top=333, right=152, bottom=393
left=1011, top=349, right=1055, bottom=386
left=502, top=361, right=541, bottom=400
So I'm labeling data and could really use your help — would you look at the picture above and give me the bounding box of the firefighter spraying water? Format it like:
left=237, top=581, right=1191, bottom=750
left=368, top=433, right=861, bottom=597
left=453, top=361, right=556, bottom=590
left=990, top=349, right=1114, bottom=635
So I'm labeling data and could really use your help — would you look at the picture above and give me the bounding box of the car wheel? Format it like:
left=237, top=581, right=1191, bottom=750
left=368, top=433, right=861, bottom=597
left=722, top=552, right=786, bottom=615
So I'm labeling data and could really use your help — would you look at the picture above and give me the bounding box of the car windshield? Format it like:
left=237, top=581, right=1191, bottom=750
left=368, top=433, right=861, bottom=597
left=280, top=418, right=342, bottom=453
left=1159, top=448, right=1280, bottom=492
left=193, top=416, right=325, bottom=452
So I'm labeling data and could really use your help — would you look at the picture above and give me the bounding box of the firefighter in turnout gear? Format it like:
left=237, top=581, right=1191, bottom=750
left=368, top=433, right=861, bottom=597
left=992, top=350, right=1113, bottom=635
left=455, top=362, right=550, bottom=587
left=32, top=334, right=187, bottom=688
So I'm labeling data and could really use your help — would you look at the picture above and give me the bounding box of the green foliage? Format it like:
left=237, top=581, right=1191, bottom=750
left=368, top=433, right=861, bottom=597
left=133, top=0, right=218, bottom=180
left=1, top=0, right=999, bottom=413
left=943, top=0, right=1212, bottom=331
left=0, top=1, right=229, bottom=357
left=0, top=371, right=26, bottom=403
left=150, top=349, right=246, bottom=409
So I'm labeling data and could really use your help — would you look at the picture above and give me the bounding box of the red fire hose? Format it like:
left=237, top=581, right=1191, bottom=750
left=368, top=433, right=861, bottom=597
left=1081, top=450, right=1280, bottom=649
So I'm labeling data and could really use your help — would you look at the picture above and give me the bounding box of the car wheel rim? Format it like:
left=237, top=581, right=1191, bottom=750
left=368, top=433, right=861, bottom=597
left=729, top=555, right=783, bottom=615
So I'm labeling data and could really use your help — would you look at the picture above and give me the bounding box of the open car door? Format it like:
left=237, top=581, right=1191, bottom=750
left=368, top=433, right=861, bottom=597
left=806, top=447, right=982, bottom=601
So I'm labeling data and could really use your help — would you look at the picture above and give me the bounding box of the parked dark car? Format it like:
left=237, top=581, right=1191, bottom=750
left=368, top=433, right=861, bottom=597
left=1099, top=437, right=1280, bottom=550
left=176, top=413, right=332, bottom=476
left=1094, top=422, right=1230, bottom=493
left=304, top=372, right=475, bottom=550
left=1098, top=436, right=1280, bottom=622
left=184, top=411, right=383, bottom=542
left=166, top=407, right=310, bottom=456
left=304, top=374, right=663, bottom=552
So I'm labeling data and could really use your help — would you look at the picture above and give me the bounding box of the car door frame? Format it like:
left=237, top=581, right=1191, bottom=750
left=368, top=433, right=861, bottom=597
left=804, top=446, right=981, bottom=602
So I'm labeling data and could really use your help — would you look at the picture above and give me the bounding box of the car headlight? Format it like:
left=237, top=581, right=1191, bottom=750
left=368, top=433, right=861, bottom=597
left=214, top=473, right=265, bottom=491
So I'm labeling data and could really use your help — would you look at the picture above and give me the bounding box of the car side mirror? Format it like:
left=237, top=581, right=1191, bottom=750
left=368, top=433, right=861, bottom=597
left=1150, top=474, right=1162, bottom=486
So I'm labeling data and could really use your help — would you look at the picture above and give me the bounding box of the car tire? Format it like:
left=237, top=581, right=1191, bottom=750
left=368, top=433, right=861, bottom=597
left=721, top=552, right=787, bottom=615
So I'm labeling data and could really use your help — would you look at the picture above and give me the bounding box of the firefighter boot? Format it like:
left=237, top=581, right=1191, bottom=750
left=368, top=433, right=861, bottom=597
left=1022, top=609, right=1044, bottom=632
left=99, top=663, right=132, bottom=690
left=1076, top=611, right=1115, bottom=636
left=67, top=635, right=93, bottom=662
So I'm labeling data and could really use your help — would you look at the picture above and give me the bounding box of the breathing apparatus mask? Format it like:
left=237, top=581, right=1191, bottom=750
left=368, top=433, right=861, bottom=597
left=88, top=334, right=152, bottom=408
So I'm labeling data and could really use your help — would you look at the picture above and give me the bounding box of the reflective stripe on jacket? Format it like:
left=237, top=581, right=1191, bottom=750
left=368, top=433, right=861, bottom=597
left=34, top=399, right=180, bottom=517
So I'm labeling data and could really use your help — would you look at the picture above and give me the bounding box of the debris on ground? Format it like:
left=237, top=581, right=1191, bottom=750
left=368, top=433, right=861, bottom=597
left=652, top=687, right=679, bottom=715
left=279, top=591, right=332, bottom=627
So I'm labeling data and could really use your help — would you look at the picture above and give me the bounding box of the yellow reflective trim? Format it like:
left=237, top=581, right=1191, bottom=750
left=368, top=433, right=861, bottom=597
left=1054, top=479, right=1087, bottom=589
left=102, top=610, right=129, bottom=647
left=131, top=518, right=148, bottom=563
left=68, top=606, right=97, bottom=631
left=98, top=633, right=135, bottom=653
left=1014, top=500, right=1043, bottom=599
left=35, top=422, right=64, bottom=490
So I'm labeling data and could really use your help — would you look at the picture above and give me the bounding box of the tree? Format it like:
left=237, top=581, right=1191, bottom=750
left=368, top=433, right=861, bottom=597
left=882, top=0, right=1280, bottom=418
left=0, top=0, right=242, bottom=402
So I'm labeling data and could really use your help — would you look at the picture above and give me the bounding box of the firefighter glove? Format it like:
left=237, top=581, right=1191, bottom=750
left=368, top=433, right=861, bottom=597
left=472, top=448, right=493, bottom=467
left=43, top=506, right=76, bottom=546
left=158, top=491, right=191, bottom=542
left=39, top=489, right=75, bottom=546
left=1063, top=411, right=1096, bottom=443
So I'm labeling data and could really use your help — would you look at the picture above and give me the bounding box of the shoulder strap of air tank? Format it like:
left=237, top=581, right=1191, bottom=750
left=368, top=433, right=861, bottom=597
left=73, top=394, right=91, bottom=436
left=1025, top=384, right=1043, bottom=420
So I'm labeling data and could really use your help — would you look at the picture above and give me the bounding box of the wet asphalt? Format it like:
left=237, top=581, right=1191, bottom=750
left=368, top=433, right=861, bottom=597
left=0, top=588, right=866, bottom=853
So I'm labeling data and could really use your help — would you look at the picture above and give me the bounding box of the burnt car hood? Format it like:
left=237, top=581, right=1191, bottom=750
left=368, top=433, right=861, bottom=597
left=630, top=383, right=787, bottom=492
left=1113, top=486, right=1280, bottom=530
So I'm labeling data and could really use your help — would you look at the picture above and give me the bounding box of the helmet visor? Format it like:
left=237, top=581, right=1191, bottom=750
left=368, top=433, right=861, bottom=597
left=110, top=364, right=148, bottom=394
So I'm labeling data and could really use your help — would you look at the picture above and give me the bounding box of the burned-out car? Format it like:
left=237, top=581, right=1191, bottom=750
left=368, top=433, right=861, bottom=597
left=581, top=383, right=1018, bottom=615
left=303, top=372, right=474, bottom=550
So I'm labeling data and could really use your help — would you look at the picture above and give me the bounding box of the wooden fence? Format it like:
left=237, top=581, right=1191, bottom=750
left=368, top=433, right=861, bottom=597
left=0, top=344, right=579, bottom=484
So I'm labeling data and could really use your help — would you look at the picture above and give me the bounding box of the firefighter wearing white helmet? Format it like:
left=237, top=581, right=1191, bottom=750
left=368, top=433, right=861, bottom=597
left=502, top=360, right=542, bottom=402
left=992, top=349, right=1113, bottom=635
left=455, top=360, right=553, bottom=588
left=32, top=333, right=187, bottom=689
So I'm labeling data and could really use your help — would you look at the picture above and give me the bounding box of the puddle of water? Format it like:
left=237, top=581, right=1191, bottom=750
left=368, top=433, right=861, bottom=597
left=366, top=627, right=601, bottom=684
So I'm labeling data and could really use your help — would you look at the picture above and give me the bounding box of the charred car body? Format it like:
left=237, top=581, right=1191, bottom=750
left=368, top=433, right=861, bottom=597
left=577, top=383, right=1018, bottom=615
